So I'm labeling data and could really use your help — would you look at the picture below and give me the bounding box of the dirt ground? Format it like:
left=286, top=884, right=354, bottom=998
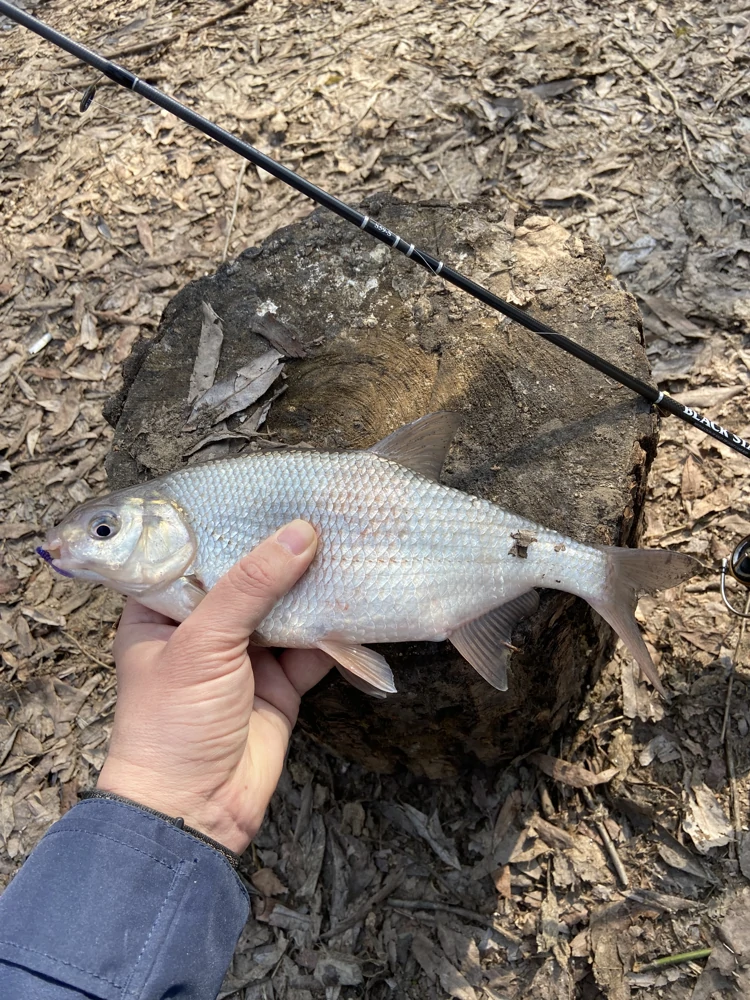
left=1, top=1, right=749, bottom=998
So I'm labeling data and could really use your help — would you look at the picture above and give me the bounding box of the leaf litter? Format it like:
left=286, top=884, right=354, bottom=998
left=1, top=0, right=750, bottom=997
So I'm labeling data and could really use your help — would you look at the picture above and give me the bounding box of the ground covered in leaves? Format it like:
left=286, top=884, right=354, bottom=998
left=1, top=1, right=749, bottom=998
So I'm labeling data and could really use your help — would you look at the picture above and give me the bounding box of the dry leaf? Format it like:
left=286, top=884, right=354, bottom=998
left=679, top=631, right=721, bottom=654
left=250, top=867, right=287, bottom=897
left=80, top=217, right=98, bottom=243
left=681, top=454, right=703, bottom=502
left=400, top=802, right=461, bottom=870
left=411, top=934, right=477, bottom=1000
left=135, top=217, right=154, bottom=255
left=437, top=925, right=482, bottom=988
left=175, top=152, right=194, bottom=179
left=27, top=422, right=42, bottom=457
left=186, top=350, right=284, bottom=427
left=492, top=864, right=512, bottom=898
left=673, top=384, right=746, bottom=408
left=692, top=887, right=750, bottom=1000
left=20, top=606, right=66, bottom=628
left=683, top=782, right=733, bottom=854
left=48, top=393, right=80, bottom=437
left=691, top=487, right=732, bottom=521
left=188, top=301, right=225, bottom=404
left=0, top=523, right=37, bottom=540
left=112, top=326, right=143, bottom=364
left=214, top=162, right=235, bottom=190
left=657, top=841, right=716, bottom=883
left=249, top=312, right=307, bottom=358
left=638, top=734, right=680, bottom=766
left=530, top=753, right=618, bottom=789
left=79, top=312, right=99, bottom=351
left=314, top=955, right=363, bottom=987
left=638, top=294, right=705, bottom=337
left=537, top=885, right=563, bottom=955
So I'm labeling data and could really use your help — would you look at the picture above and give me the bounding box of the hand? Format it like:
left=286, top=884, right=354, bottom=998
left=96, top=520, right=333, bottom=854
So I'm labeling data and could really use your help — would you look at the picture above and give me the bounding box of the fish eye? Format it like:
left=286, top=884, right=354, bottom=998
left=89, top=512, right=120, bottom=540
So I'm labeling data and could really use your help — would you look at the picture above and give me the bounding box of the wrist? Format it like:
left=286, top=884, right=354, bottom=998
left=96, top=759, right=256, bottom=855
left=79, top=789, right=244, bottom=868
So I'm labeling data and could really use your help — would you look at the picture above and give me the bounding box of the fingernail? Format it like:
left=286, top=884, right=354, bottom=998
left=276, top=519, right=316, bottom=555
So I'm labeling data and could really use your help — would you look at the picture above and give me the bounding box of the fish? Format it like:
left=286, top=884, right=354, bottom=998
left=38, top=412, right=698, bottom=698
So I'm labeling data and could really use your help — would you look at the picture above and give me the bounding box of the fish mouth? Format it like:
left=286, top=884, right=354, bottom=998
left=36, top=542, right=75, bottom=579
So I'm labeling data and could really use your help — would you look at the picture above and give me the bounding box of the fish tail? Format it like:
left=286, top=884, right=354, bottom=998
left=587, top=547, right=699, bottom=698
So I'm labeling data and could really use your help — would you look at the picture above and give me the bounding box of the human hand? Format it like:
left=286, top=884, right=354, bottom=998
left=96, top=520, right=333, bottom=854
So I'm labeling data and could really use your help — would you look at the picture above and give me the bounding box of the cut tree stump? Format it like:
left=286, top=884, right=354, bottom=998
left=105, top=195, right=658, bottom=777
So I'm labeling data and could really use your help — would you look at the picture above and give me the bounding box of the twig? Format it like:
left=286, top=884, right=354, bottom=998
left=388, top=898, right=522, bottom=944
left=632, top=947, right=712, bottom=973
left=611, top=38, right=682, bottom=120
left=60, top=630, right=112, bottom=670
left=499, top=133, right=510, bottom=182
left=319, top=870, right=403, bottom=941
left=681, top=126, right=709, bottom=182
left=721, top=591, right=749, bottom=743
left=495, top=184, right=532, bottom=211
left=611, top=37, right=706, bottom=190
left=581, top=786, right=629, bottom=887
left=62, top=0, right=257, bottom=67
left=723, top=592, right=749, bottom=859
left=222, top=161, right=247, bottom=262
left=437, top=161, right=462, bottom=204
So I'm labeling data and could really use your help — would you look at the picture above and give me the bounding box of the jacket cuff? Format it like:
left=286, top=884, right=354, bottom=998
left=0, top=799, right=249, bottom=1000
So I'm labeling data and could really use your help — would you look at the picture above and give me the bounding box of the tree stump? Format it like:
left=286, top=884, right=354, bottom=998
left=104, top=196, right=657, bottom=777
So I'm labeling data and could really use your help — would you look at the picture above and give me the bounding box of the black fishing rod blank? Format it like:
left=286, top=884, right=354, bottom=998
left=2, top=0, right=749, bottom=463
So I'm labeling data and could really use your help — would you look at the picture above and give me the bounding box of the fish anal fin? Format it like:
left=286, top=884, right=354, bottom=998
left=317, top=638, right=397, bottom=696
left=334, top=664, right=389, bottom=699
left=368, top=412, right=461, bottom=480
left=450, top=590, right=540, bottom=691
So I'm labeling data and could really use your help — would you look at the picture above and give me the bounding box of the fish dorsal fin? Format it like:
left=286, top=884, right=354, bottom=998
left=317, top=638, right=397, bottom=696
left=368, top=412, right=461, bottom=481
left=449, top=590, right=540, bottom=691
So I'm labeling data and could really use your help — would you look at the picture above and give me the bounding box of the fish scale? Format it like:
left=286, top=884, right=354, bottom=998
left=161, top=449, right=550, bottom=646
left=40, top=413, right=699, bottom=697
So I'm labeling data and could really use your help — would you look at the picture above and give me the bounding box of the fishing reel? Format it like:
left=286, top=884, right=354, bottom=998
left=720, top=535, right=750, bottom=618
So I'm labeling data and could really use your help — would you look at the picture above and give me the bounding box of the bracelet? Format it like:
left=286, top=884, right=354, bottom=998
left=79, top=789, right=242, bottom=870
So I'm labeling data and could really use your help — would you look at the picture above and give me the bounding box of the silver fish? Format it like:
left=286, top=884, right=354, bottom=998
left=38, top=413, right=697, bottom=697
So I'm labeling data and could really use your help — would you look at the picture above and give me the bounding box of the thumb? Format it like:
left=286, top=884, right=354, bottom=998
left=177, top=520, right=318, bottom=651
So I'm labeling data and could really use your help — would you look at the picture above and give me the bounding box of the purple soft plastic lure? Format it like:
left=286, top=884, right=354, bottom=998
left=36, top=546, right=74, bottom=578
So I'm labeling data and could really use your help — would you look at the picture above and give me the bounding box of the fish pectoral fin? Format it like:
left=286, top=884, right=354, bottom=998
left=449, top=590, right=540, bottom=691
left=368, top=411, right=461, bottom=481
left=316, top=639, right=397, bottom=696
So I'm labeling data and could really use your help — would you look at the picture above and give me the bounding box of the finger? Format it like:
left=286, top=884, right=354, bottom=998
left=113, top=599, right=176, bottom=661
left=251, top=655, right=300, bottom=726
left=279, top=648, right=335, bottom=697
left=118, top=597, right=177, bottom=628
left=250, top=648, right=333, bottom=726
left=177, top=520, right=318, bottom=651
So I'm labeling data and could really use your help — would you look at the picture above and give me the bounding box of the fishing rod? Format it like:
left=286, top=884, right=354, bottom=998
left=1, top=0, right=749, bottom=467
